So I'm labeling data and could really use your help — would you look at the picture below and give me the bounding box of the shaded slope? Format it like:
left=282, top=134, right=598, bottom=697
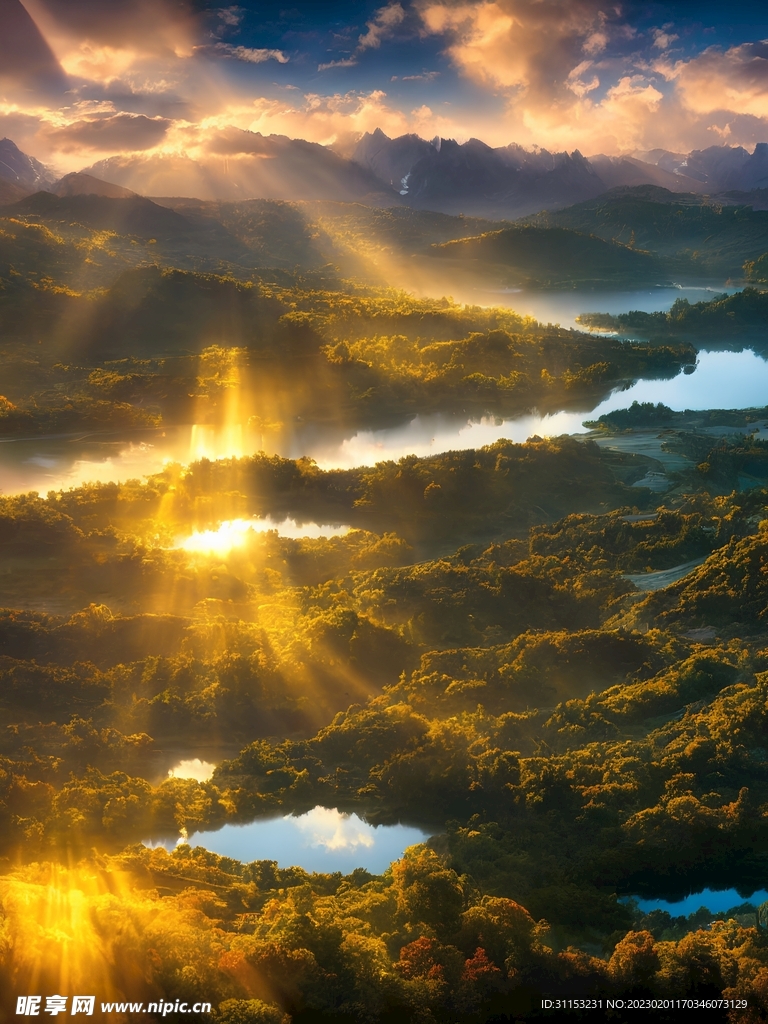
left=526, top=185, right=768, bottom=277
left=427, top=224, right=666, bottom=288
left=51, top=172, right=137, bottom=199
left=632, top=528, right=768, bottom=635
left=9, top=191, right=193, bottom=239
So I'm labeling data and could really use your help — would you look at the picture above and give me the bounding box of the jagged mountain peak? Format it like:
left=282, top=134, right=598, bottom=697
left=0, top=137, right=55, bottom=192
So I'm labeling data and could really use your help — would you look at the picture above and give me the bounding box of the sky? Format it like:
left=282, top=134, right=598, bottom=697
left=2, top=0, right=768, bottom=173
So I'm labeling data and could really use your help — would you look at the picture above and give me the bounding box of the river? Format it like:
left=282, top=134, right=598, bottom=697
left=1, top=287, right=765, bottom=499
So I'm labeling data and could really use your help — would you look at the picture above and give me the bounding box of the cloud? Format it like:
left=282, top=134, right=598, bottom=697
left=58, top=43, right=143, bottom=84
left=418, top=0, right=621, bottom=98
left=652, top=26, right=678, bottom=51
left=43, top=112, right=171, bottom=152
left=187, top=86, right=466, bottom=157
left=7, top=0, right=768, bottom=174
left=295, top=808, right=375, bottom=852
left=415, top=0, right=667, bottom=149
left=400, top=70, right=440, bottom=81
left=216, top=7, right=245, bottom=30
left=413, top=0, right=768, bottom=154
left=319, top=3, right=406, bottom=71
left=661, top=41, right=768, bottom=119
left=358, top=2, right=406, bottom=51
left=567, top=60, right=600, bottom=98
left=203, top=89, right=414, bottom=145
left=201, top=42, right=288, bottom=64
left=318, top=57, right=359, bottom=71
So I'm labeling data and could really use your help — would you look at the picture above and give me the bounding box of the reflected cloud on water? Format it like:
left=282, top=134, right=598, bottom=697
left=293, top=807, right=375, bottom=852
left=146, top=806, right=429, bottom=874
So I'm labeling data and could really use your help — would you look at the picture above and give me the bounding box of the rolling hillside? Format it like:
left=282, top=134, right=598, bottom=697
left=427, top=224, right=667, bottom=288
left=526, top=185, right=768, bottom=277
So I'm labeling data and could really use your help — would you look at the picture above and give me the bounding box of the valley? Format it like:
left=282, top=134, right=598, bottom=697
left=2, top=131, right=768, bottom=1021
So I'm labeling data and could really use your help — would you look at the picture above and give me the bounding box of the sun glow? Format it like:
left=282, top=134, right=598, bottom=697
left=177, top=516, right=351, bottom=554
left=0, top=865, right=138, bottom=1001
left=188, top=423, right=246, bottom=461
left=167, top=758, right=216, bottom=782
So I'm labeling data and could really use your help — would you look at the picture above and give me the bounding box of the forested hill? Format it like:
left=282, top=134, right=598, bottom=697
left=3, top=183, right=752, bottom=290
left=577, top=287, right=768, bottom=355
left=526, top=185, right=768, bottom=278
left=427, top=224, right=667, bottom=289
left=0, top=267, right=696, bottom=437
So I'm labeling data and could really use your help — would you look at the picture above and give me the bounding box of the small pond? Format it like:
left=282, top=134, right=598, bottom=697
left=148, top=806, right=430, bottom=874
left=630, top=888, right=768, bottom=916
left=176, top=516, right=351, bottom=555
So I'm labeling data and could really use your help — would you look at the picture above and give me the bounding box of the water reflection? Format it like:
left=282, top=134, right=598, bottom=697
left=149, top=806, right=429, bottom=874
left=2, top=350, right=768, bottom=495
left=310, top=350, right=768, bottom=469
left=478, top=285, right=740, bottom=331
left=177, top=516, right=351, bottom=554
left=167, top=759, right=216, bottom=782
left=631, top=888, right=768, bottom=916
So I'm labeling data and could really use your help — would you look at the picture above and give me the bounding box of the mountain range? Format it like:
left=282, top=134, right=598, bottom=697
left=5, top=132, right=768, bottom=219
left=2, top=132, right=768, bottom=296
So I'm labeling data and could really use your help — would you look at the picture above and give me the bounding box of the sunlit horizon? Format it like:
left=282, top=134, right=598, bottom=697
left=3, top=1, right=768, bottom=181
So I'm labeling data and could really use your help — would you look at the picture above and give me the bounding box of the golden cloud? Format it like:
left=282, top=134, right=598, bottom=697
left=662, top=42, right=768, bottom=119
left=418, top=0, right=618, bottom=99
left=4, top=0, right=768, bottom=173
left=59, top=43, right=141, bottom=84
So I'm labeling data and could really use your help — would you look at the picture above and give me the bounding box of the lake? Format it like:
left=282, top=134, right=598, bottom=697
left=295, top=348, right=768, bottom=471
left=148, top=805, right=429, bottom=874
